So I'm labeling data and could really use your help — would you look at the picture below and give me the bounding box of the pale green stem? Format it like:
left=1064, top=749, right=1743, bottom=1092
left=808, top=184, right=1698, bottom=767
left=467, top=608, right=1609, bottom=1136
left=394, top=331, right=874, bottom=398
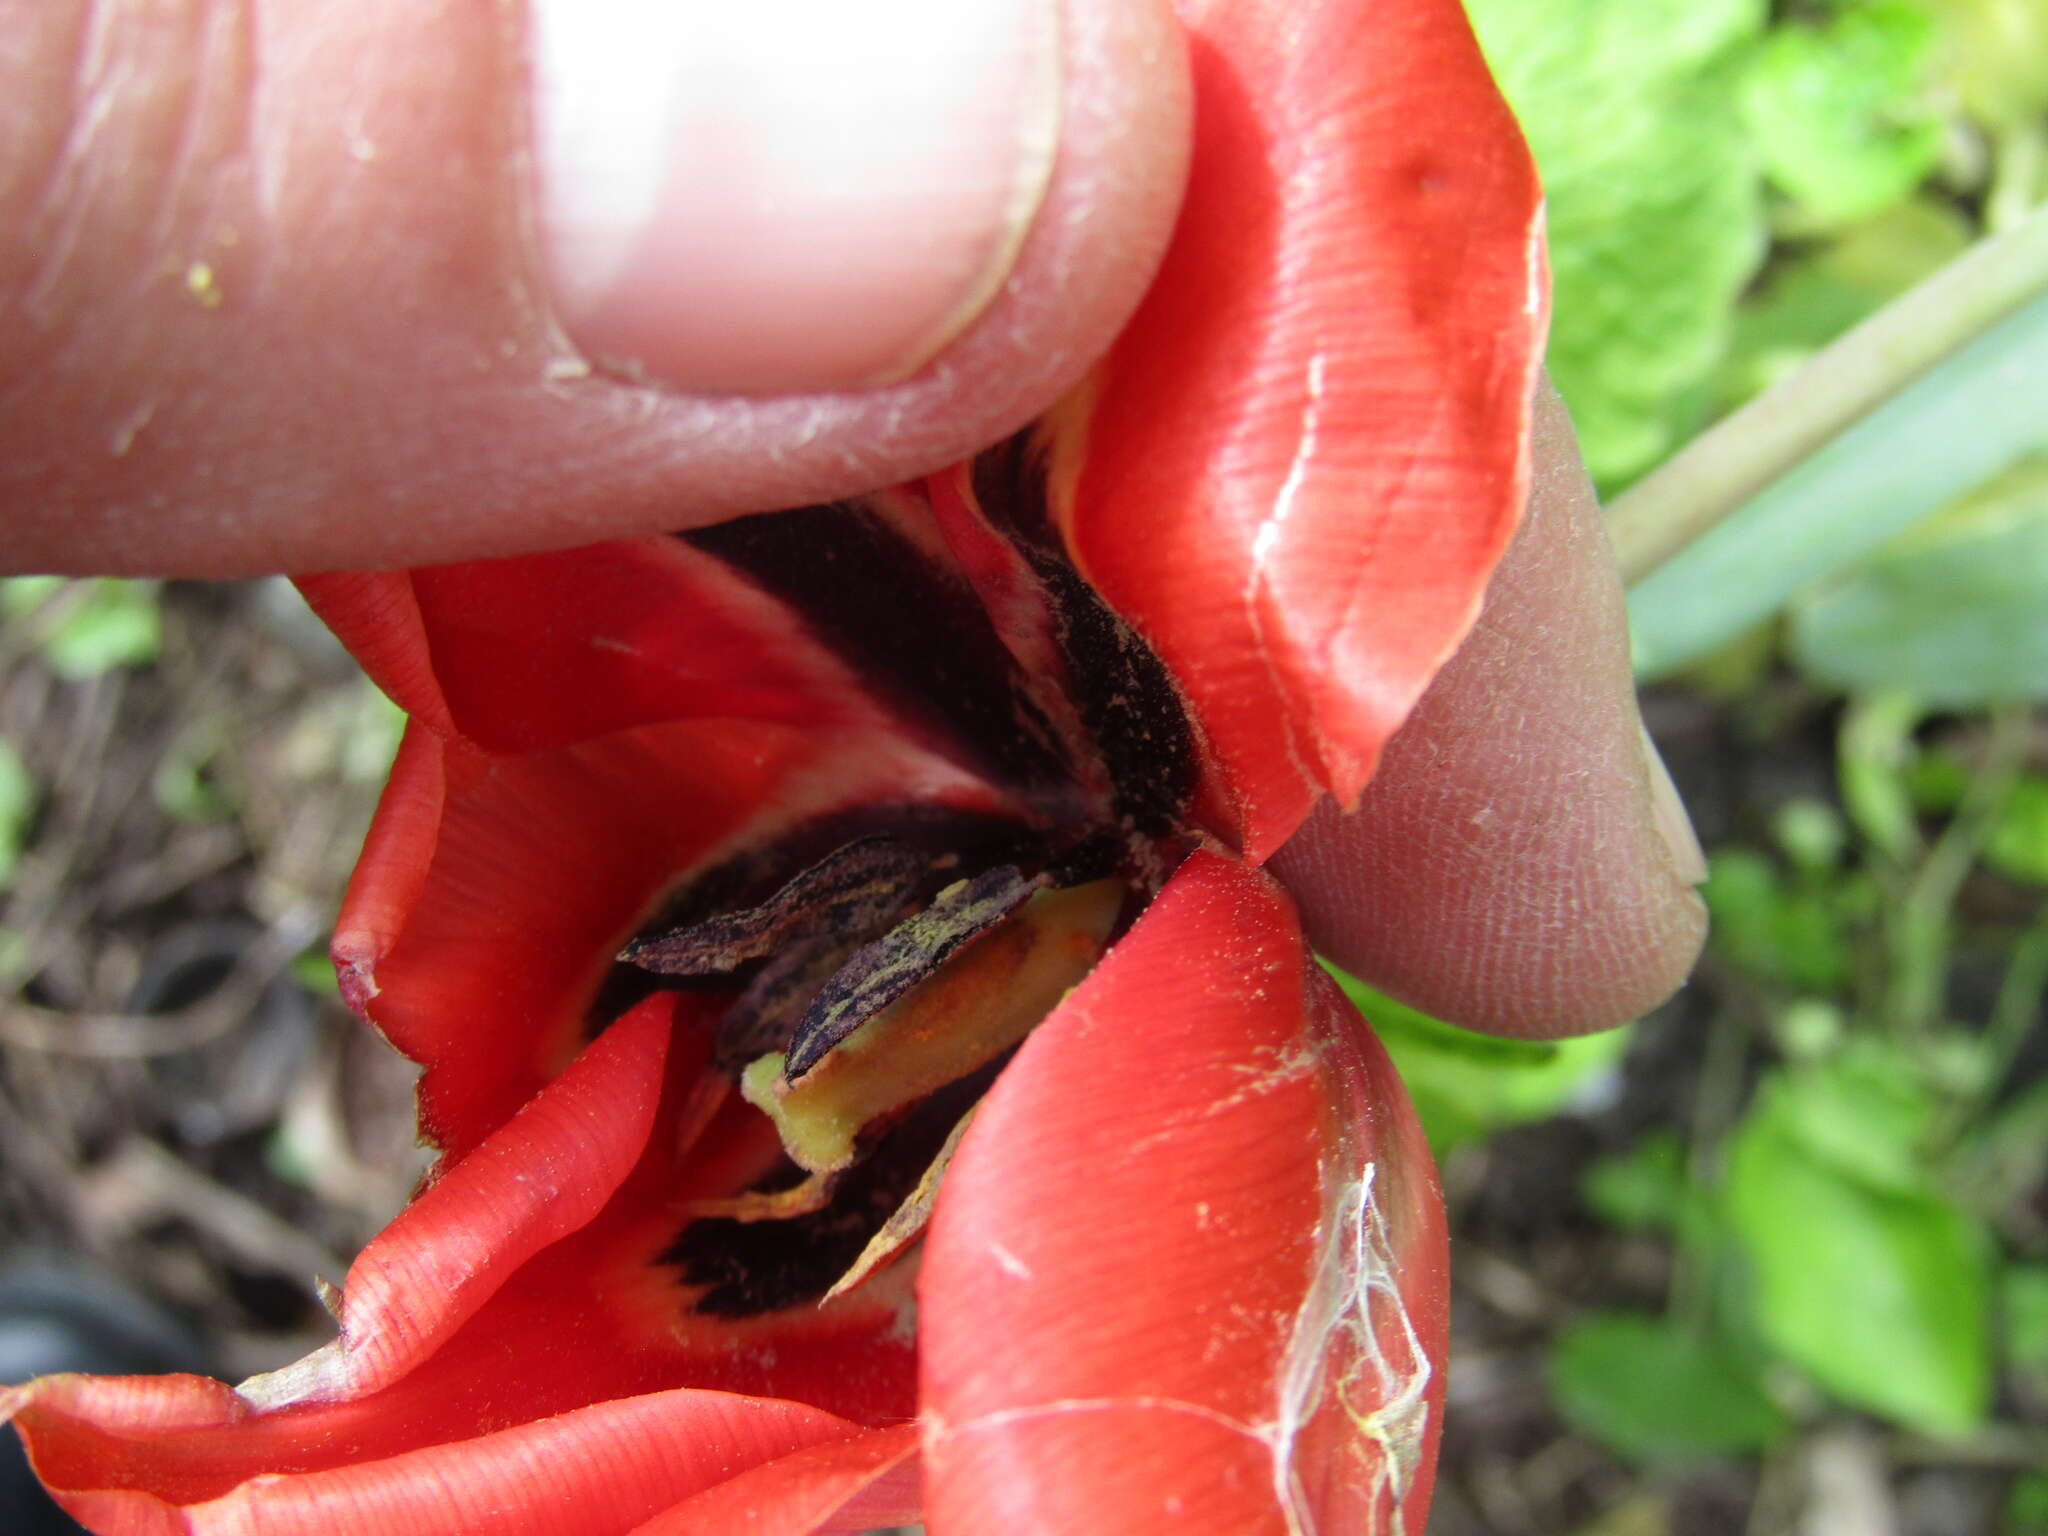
left=1609, top=203, right=2048, bottom=590
left=1670, top=1003, right=1750, bottom=1327
left=1937, top=906, right=2048, bottom=1149
left=1885, top=704, right=2030, bottom=1040
left=1987, top=122, right=2048, bottom=236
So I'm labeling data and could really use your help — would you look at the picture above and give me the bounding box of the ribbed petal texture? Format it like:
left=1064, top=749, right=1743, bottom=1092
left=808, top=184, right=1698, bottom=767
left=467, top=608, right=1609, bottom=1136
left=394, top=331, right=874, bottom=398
left=1056, top=0, right=1547, bottom=859
left=921, top=852, right=1447, bottom=1534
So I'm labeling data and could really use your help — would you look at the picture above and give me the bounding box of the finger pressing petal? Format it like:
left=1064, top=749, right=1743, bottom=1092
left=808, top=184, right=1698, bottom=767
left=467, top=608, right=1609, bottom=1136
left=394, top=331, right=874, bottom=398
left=1272, top=379, right=1707, bottom=1039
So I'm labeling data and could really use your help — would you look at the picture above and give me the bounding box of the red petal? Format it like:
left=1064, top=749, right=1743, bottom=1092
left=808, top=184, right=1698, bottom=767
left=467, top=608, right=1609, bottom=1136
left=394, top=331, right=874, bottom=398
left=259, top=1045, right=920, bottom=1436
left=309, top=992, right=674, bottom=1401
left=625, top=1424, right=921, bottom=1535
left=332, top=720, right=445, bottom=1018
left=3, top=998, right=922, bottom=1527
left=1052, top=0, right=1547, bottom=858
left=296, top=572, right=456, bottom=735
left=920, top=851, right=1447, bottom=1534
left=9, top=1377, right=870, bottom=1536
left=302, top=539, right=905, bottom=754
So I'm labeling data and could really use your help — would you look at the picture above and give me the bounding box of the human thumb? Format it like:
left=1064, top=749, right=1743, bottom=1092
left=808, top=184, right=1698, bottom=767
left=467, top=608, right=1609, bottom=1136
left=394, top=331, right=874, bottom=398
left=0, top=0, right=1190, bottom=575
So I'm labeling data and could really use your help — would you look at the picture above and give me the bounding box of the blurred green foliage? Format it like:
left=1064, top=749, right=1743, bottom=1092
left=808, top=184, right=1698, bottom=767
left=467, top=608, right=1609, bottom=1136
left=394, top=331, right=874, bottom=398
left=1544, top=696, right=2046, bottom=1465
left=1699, top=845, right=1861, bottom=992
left=1740, top=0, right=1944, bottom=225
left=0, top=577, right=162, bottom=678
left=0, top=737, right=34, bottom=890
left=150, top=722, right=236, bottom=825
left=1580, top=1129, right=1693, bottom=1233
left=1725, top=1057, right=1993, bottom=1435
left=1321, top=965, right=1630, bottom=1157
left=2008, top=1264, right=2048, bottom=1389
left=1716, top=198, right=1972, bottom=406
left=2013, top=1473, right=2048, bottom=1536
left=1986, top=775, right=2048, bottom=884
left=1568, top=716, right=2046, bottom=1468
left=1549, top=1311, right=1787, bottom=1463
left=1467, top=0, right=2046, bottom=492
left=1791, top=454, right=2048, bottom=704
left=1452, top=0, right=2048, bottom=1495
left=1928, top=0, right=2048, bottom=128
left=1464, top=0, right=1766, bottom=488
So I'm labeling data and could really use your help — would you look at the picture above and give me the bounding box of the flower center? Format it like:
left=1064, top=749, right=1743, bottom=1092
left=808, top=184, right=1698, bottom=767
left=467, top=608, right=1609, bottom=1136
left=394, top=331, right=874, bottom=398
left=614, top=440, right=1204, bottom=1316
left=620, top=828, right=1142, bottom=1317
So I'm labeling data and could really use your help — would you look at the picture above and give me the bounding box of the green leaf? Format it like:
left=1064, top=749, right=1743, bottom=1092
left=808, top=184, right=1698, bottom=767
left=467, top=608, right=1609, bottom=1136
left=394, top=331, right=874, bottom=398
left=1550, top=1311, right=1788, bottom=1462
left=1772, top=1042, right=1939, bottom=1193
left=1917, top=1026, right=1997, bottom=1100
left=1741, top=1, right=1944, bottom=225
left=1700, top=848, right=1856, bottom=991
left=1902, top=747, right=1971, bottom=814
left=1790, top=454, right=2048, bottom=704
left=1774, top=999, right=1848, bottom=1062
left=0, top=738, right=34, bottom=889
left=1952, top=1075, right=2048, bottom=1225
left=1322, top=963, right=1632, bottom=1157
left=10, top=579, right=165, bottom=678
left=290, top=949, right=341, bottom=999
left=1464, top=0, right=1768, bottom=488
left=1819, top=196, right=1983, bottom=296
left=1724, top=1075, right=1994, bottom=1434
left=0, top=575, right=63, bottom=619
left=2009, top=1471, right=2048, bottom=1536
left=1720, top=260, right=1887, bottom=408
left=1926, top=0, right=2048, bottom=129
left=1839, top=689, right=1925, bottom=862
left=1985, top=774, right=2048, bottom=884
left=1773, top=796, right=1849, bottom=874
left=151, top=724, right=233, bottom=824
left=2004, top=1265, right=2048, bottom=1389
left=1582, top=1130, right=1692, bottom=1231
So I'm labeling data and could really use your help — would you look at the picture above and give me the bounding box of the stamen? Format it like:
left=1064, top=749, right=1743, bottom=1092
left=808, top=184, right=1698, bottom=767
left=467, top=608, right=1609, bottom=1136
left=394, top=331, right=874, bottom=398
left=746, top=879, right=1123, bottom=1173
left=822, top=1105, right=978, bottom=1303
left=783, top=863, right=1045, bottom=1080
left=708, top=932, right=864, bottom=1070
left=632, top=442, right=1207, bottom=1323
left=619, top=835, right=928, bottom=976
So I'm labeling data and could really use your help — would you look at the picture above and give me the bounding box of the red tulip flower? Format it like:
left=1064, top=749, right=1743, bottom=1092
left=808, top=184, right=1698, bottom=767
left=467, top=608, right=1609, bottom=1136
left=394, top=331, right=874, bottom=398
left=5, top=0, right=1544, bottom=1530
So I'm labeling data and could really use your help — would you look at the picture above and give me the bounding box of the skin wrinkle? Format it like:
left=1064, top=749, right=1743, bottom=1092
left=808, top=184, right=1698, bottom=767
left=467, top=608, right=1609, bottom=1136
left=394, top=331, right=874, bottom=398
left=16, top=6, right=134, bottom=323
left=1273, top=379, right=1707, bottom=1039
left=147, top=4, right=221, bottom=255
left=19, top=4, right=131, bottom=319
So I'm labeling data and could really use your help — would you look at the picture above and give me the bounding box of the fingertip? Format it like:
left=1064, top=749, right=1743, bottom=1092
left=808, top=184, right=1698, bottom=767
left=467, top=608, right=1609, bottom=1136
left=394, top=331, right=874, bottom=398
left=1280, top=795, right=1707, bottom=1039
left=1272, top=378, right=1709, bottom=1040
